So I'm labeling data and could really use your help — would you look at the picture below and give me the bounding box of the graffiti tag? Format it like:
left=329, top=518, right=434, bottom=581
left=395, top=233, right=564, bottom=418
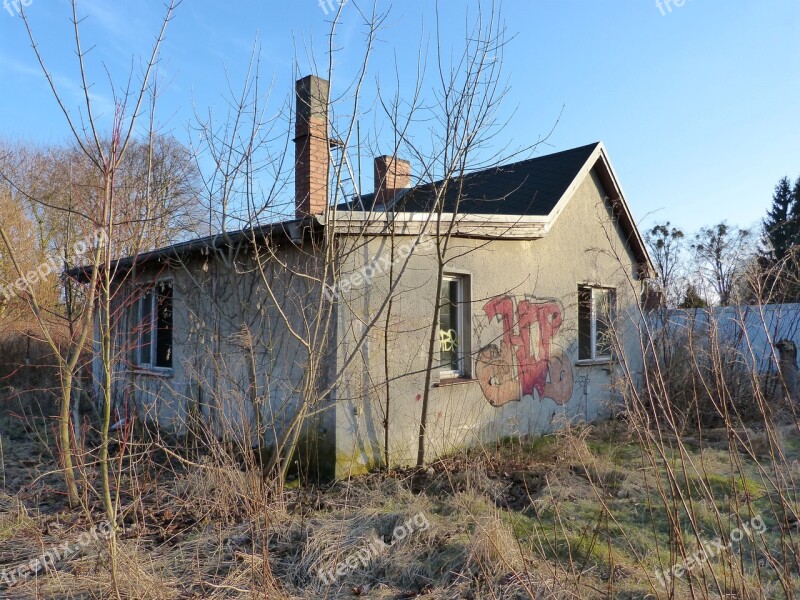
left=439, top=329, right=458, bottom=352
left=477, top=296, right=574, bottom=407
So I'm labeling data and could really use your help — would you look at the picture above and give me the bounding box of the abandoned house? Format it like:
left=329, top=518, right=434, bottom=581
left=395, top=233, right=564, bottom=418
left=87, top=75, right=654, bottom=478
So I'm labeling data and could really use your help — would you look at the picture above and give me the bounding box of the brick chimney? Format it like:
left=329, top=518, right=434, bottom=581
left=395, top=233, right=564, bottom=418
left=374, top=155, right=411, bottom=207
left=295, top=75, right=330, bottom=219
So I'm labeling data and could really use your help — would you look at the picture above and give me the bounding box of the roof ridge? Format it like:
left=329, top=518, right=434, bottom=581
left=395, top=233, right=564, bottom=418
left=341, top=141, right=601, bottom=210
left=412, top=141, right=601, bottom=188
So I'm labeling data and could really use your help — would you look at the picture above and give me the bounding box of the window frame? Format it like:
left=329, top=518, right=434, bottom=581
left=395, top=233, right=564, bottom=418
left=438, top=274, right=470, bottom=379
left=133, top=279, right=174, bottom=372
left=578, top=285, right=616, bottom=364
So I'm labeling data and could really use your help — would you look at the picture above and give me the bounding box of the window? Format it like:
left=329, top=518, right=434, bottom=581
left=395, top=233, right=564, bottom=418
left=134, top=281, right=173, bottom=369
left=438, top=275, right=469, bottom=377
left=578, top=286, right=615, bottom=362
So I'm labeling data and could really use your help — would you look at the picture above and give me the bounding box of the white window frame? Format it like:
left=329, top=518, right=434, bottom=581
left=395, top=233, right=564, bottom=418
left=439, top=274, right=468, bottom=378
left=578, top=285, right=615, bottom=363
left=134, top=280, right=173, bottom=371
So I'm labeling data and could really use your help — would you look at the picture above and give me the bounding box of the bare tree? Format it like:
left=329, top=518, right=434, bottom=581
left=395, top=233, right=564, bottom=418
left=645, top=222, right=685, bottom=307
left=692, top=221, right=752, bottom=306
left=408, top=2, right=550, bottom=466
left=0, top=8, right=181, bottom=599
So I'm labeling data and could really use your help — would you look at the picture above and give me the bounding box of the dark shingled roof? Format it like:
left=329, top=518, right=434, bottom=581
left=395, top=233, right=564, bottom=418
left=71, top=141, right=653, bottom=281
left=342, top=142, right=600, bottom=216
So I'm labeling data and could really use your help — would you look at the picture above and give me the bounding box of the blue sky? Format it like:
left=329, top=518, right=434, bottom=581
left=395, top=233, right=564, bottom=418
left=0, top=0, right=798, bottom=233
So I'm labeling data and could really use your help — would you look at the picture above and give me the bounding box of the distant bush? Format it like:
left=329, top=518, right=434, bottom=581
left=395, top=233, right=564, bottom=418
left=642, top=310, right=774, bottom=430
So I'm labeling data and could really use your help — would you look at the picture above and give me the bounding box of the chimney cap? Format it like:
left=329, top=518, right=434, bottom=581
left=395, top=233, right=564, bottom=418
left=375, top=154, right=411, bottom=165
left=295, top=75, right=330, bottom=123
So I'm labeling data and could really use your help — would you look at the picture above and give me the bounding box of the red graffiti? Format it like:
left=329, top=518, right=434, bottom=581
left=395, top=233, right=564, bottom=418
left=484, top=296, right=562, bottom=397
left=477, top=296, right=573, bottom=406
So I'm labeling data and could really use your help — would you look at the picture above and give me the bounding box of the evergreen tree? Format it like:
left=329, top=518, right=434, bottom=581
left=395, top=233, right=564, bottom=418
left=763, top=177, right=797, bottom=261
left=758, top=176, right=800, bottom=303
left=678, top=283, right=707, bottom=309
left=793, top=175, right=800, bottom=228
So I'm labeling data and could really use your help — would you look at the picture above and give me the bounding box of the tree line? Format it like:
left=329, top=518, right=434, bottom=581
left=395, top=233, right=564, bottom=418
left=0, top=136, right=204, bottom=324
left=646, top=174, right=800, bottom=308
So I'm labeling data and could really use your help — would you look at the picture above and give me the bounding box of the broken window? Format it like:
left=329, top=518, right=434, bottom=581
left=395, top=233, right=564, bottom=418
left=578, top=285, right=615, bottom=361
left=134, top=280, right=173, bottom=369
left=439, top=275, right=468, bottom=377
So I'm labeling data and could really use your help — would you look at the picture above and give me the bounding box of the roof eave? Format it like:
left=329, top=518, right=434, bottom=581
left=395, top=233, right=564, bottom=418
left=67, top=215, right=324, bottom=283
left=330, top=211, right=548, bottom=239
left=543, top=142, right=655, bottom=278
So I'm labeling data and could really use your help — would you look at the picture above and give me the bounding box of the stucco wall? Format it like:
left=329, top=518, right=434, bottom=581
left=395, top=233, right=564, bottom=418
left=100, top=166, right=646, bottom=479
left=106, top=240, right=338, bottom=477
left=333, top=167, right=646, bottom=475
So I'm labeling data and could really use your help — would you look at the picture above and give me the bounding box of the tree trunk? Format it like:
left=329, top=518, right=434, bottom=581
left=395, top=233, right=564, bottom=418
left=59, top=369, right=80, bottom=507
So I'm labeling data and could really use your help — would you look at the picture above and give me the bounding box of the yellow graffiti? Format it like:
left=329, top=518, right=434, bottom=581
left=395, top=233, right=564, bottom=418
left=439, top=328, right=458, bottom=352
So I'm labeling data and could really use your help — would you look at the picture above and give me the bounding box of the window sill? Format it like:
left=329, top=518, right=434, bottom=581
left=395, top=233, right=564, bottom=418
left=575, top=358, right=613, bottom=367
left=434, top=376, right=477, bottom=388
left=133, top=367, right=174, bottom=378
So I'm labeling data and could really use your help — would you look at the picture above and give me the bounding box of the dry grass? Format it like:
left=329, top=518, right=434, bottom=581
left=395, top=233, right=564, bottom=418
left=0, top=417, right=793, bottom=599
left=0, top=417, right=797, bottom=599
left=2, top=309, right=800, bottom=599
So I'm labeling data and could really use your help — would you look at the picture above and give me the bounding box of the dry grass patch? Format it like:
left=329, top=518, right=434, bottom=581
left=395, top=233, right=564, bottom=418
left=169, top=456, right=270, bottom=524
